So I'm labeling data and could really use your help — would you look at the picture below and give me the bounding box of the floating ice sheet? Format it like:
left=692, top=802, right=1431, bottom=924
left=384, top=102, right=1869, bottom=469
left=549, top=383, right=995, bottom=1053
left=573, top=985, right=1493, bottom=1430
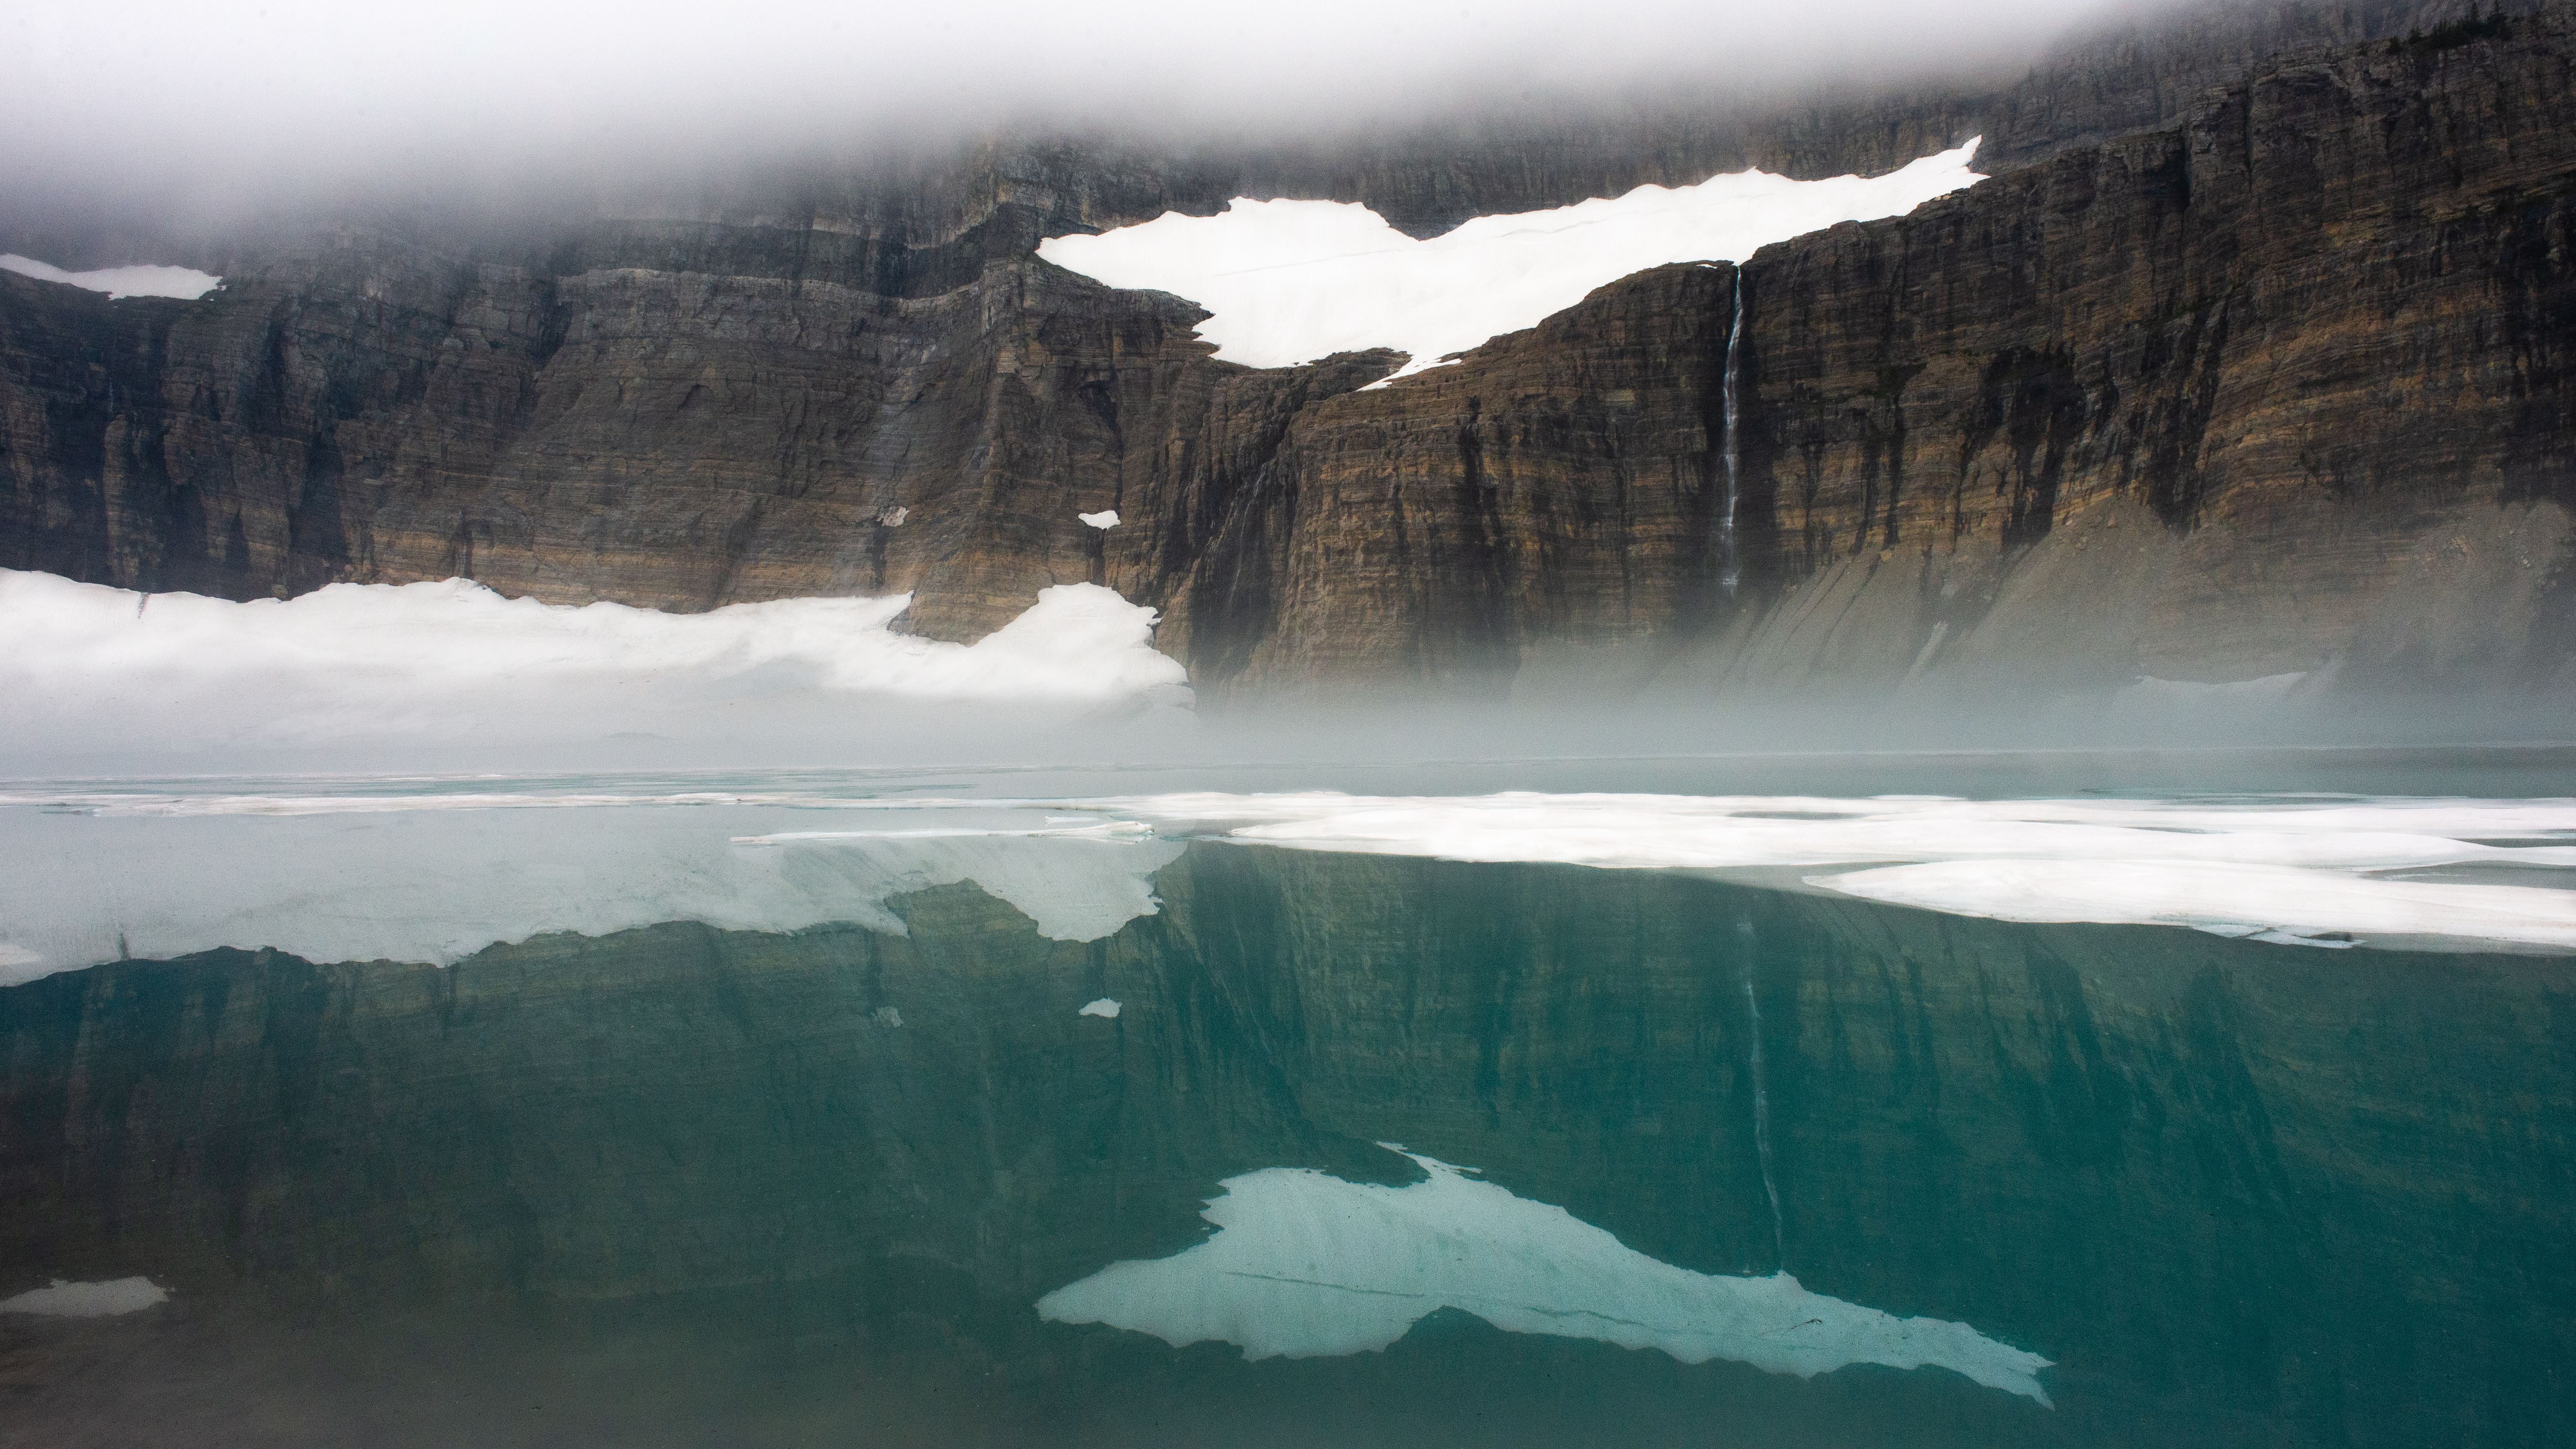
left=1039, top=1147, right=2051, bottom=1403
left=0, top=253, right=221, bottom=300
left=0, top=1278, right=169, bottom=1317
left=1038, top=144, right=1981, bottom=382
left=0, top=570, right=1190, bottom=770
left=1047, top=792, right=2576, bottom=951
left=1078, top=997, right=1122, bottom=1018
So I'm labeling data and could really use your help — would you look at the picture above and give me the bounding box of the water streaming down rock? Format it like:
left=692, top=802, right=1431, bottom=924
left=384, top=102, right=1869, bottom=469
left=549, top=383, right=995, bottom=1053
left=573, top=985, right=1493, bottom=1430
left=1720, top=268, right=1746, bottom=598
left=1738, top=914, right=1784, bottom=1270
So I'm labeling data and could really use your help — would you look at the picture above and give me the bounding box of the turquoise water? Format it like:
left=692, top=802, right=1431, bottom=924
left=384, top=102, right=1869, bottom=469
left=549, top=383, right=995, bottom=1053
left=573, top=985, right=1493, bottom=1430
left=2, top=752, right=2571, bottom=1446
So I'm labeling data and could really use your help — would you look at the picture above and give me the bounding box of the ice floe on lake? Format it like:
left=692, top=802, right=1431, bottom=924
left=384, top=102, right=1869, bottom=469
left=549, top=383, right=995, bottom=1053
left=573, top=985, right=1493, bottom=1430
left=1038, top=1146, right=2052, bottom=1403
left=1079, top=998, right=1122, bottom=1018
left=1057, top=792, right=2576, bottom=952
left=0, top=1278, right=170, bottom=1317
left=0, top=254, right=221, bottom=300
left=0, top=569, right=1189, bottom=769
left=1037, top=143, right=1981, bottom=382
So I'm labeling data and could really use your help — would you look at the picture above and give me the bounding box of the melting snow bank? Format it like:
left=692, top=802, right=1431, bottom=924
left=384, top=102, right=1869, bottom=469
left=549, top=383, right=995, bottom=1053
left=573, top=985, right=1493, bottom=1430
left=0, top=1278, right=169, bottom=1317
left=0, top=254, right=221, bottom=300
left=1067, top=793, right=2576, bottom=952
left=1037, top=143, right=1981, bottom=382
left=0, top=570, right=1190, bottom=769
left=1039, top=1148, right=2051, bottom=1404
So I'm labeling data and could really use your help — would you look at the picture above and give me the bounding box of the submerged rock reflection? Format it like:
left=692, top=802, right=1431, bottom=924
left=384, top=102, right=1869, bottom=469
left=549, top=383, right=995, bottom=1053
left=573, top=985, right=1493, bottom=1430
left=0, top=839, right=2569, bottom=1446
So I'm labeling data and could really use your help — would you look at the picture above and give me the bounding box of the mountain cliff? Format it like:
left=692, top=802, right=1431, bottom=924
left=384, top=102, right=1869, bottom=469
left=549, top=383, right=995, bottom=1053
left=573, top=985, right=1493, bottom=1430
left=3, top=0, right=2568, bottom=703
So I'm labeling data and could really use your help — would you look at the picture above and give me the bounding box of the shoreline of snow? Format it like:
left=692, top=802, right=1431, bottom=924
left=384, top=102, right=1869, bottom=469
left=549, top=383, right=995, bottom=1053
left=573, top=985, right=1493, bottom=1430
left=0, top=570, right=1192, bottom=769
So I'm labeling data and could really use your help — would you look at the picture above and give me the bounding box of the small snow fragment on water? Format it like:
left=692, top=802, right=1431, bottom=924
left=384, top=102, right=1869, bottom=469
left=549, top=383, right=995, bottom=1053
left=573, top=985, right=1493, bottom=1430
left=1079, top=510, right=1121, bottom=529
left=0, top=254, right=221, bottom=301
left=873, top=1006, right=903, bottom=1028
left=0, top=1278, right=169, bottom=1317
left=1079, top=998, right=1122, bottom=1018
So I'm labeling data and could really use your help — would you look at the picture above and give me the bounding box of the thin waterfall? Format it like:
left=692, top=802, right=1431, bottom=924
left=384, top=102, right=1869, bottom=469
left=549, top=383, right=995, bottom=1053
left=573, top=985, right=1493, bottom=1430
left=1719, top=267, right=1746, bottom=597
left=1738, top=914, right=1785, bottom=1271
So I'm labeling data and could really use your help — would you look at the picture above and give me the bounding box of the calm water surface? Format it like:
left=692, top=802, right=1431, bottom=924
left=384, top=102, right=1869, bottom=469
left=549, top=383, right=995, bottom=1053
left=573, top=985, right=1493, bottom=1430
left=3, top=749, right=2571, bottom=1446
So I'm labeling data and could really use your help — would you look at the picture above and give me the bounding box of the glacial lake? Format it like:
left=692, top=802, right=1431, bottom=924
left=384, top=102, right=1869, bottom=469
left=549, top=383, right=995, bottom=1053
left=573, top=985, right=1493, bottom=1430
left=3, top=747, right=2572, bottom=1447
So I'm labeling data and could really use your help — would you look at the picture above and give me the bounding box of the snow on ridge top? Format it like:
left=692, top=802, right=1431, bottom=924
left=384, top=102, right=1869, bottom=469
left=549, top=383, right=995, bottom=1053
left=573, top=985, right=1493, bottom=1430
left=1037, top=141, right=1981, bottom=382
left=0, top=253, right=221, bottom=301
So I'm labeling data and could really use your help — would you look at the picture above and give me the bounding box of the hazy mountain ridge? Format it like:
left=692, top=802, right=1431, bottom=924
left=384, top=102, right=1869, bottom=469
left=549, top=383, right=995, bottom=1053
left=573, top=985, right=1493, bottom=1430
left=2, top=0, right=2568, bottom=704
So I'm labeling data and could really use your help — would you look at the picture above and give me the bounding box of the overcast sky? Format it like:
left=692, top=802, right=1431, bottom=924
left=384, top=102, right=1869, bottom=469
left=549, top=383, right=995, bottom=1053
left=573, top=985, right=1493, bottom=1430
left=7, top=0, right=2140, bottom=209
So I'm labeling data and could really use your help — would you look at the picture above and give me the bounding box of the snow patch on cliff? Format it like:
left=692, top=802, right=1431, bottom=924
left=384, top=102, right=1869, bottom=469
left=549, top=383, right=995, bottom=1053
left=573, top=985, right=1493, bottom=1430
left=1037, top=143, right=1981, bottom=382
left=1038, top=1146, right=2052, bottom=1402
left=1, top=254, right=221, bottom=300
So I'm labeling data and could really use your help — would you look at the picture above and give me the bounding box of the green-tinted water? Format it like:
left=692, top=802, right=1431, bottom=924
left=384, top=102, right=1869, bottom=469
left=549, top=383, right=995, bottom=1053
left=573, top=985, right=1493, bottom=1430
left=3, top=837, right=2570, bottom=1446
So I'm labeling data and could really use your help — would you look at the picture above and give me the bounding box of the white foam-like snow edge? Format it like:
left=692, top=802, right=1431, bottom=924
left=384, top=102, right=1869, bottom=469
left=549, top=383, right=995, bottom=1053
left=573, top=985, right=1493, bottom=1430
left=0, top=569, right=1190, bottom=763
left=1063, top=792, right=2576, bottom=951
left=1038, top=1147, right=2051, bottom=1403
left=1038, top=143, right=1981, bottom=382
left=0, top=254, right=221, bottom=301
left=0, top=1277, right=170, bottom=1317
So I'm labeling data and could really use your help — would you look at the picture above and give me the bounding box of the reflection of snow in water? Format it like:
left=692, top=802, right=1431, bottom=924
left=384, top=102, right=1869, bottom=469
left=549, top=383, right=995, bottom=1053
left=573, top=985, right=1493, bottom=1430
left=0, top=808, right=1181, bottom=984
left=1039, top=1147, right=2053, bottom=1405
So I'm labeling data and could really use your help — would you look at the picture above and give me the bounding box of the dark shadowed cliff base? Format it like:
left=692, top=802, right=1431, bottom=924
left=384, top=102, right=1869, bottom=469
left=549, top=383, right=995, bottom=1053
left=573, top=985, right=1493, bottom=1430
left=3, top=0, right=2571, bottom=719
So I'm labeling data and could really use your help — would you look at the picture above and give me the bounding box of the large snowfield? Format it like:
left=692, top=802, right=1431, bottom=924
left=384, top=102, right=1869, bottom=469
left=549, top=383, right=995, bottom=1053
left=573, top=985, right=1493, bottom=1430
left=1037, top=143, right=1983, bottom=380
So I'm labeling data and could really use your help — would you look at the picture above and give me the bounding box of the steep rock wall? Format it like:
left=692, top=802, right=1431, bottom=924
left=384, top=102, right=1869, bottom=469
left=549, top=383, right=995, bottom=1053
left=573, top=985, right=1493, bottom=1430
left=4, top=5, right=2571, bottom=698
left=1178, top=10, right=2576, bottom=698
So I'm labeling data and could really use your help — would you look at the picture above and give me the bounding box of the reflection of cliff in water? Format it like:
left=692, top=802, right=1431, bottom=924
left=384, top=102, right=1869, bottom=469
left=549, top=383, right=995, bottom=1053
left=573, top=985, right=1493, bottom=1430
left=3, top=844, right=2571, bottom=1446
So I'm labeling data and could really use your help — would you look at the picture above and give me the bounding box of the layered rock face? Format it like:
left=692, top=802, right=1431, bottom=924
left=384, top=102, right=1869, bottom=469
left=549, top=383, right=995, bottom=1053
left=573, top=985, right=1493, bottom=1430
left=3, top=3, right=2570, bottom=699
